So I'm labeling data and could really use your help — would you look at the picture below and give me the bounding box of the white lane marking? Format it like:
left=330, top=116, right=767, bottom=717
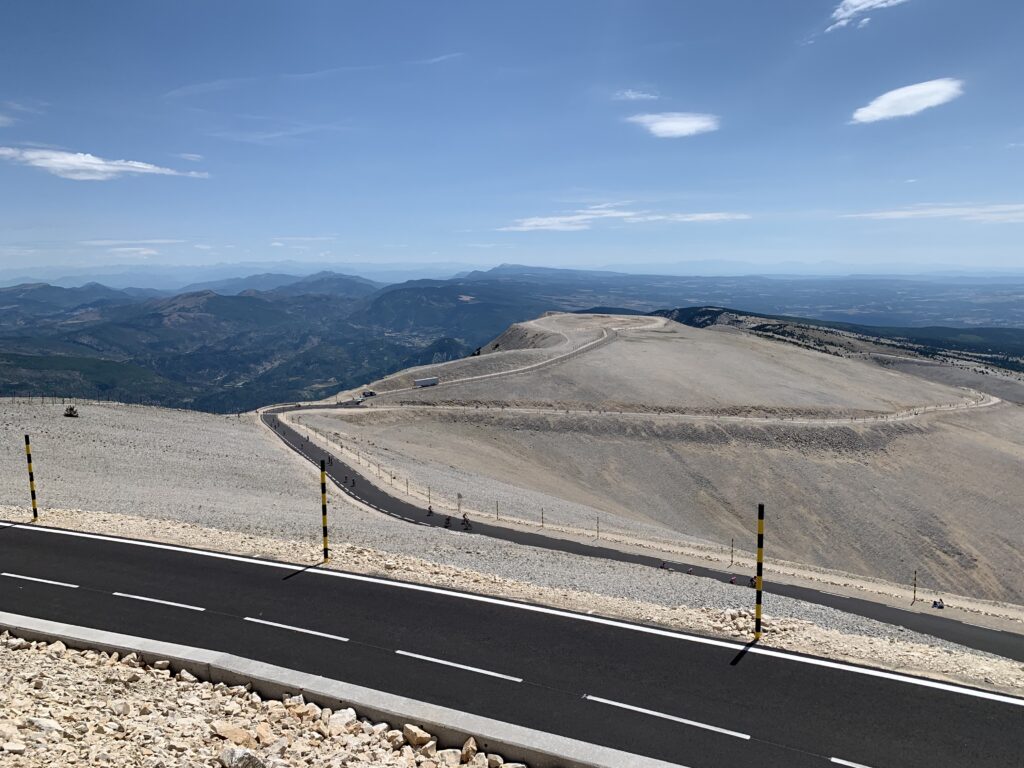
left=113, top=592, right=205, bottom=611
left=395, top=650, right=523, bottom=682
left=2, top=572, right=78, bottom=589
left=5, top=522, right=1022, bottom=708
left=244, top=617, right=348, bottom=642
left=831, top=759, right=873, bottom=768
left=584, top=694, right=750, bottom=740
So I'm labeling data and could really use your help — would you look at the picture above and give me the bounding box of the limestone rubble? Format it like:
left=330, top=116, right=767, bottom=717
left=0, top=632, right=525, bottom=768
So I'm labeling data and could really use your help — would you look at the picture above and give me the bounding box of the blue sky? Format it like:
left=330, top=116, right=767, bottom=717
left=1, top=0, right=1022, bottom=274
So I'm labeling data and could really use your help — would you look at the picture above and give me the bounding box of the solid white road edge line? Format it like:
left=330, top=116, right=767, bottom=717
left=395, top=650, right=523, bottom=682
left=584, top=695, right=750, bottom=740
left=2, top=572, right=78, bottom=589
left=4, top=521, right=1022, bottom=708
left=830, top=758, right=873, bottom=768
left=112, top=592, right=205, bottom=611
left=244, top=617, right=349, bottom=643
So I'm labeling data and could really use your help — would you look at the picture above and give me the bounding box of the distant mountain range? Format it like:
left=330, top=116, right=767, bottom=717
left=3, top=264, right=1024, bottom=412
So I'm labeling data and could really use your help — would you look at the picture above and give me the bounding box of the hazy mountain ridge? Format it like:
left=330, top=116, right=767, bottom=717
left=3, top=264, right=1024, bottom=411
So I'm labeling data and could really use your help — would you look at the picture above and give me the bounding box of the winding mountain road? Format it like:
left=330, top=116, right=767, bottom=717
left=262, top=404, right=1024, bottom=664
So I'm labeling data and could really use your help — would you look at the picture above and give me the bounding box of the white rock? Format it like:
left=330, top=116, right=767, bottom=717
left=3, top=741, right=27, bottom=754
left=436, top=748, right=462, bottom=767
left=402, top=723, right=432, bottom=747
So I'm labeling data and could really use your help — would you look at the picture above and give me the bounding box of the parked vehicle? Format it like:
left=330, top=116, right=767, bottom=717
left=414, top=376, right=439, bottom=388
left=362, top=389, right=376, bottom=397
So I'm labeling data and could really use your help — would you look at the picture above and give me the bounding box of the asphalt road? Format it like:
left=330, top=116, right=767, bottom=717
left=0, top=523, right=1020, bottom=768
left=263, top=405, right=1024, bottom=663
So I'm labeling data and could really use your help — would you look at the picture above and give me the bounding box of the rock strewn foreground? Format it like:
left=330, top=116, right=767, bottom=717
left=0, top=632, right=524, bottom=768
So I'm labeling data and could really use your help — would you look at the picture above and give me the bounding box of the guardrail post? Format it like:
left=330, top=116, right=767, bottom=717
left=320, top=460, right=330, bottom=563
left=912, top=569, right=917, bottom=605
left=24, top=434, right=38, bottom=521
left=754, top=503, right=765, bottom=640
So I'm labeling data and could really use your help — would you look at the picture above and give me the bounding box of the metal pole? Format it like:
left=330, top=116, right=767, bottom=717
left=754, top=503, right=765, bottom=640
left=320, top=460, right=329, bottom=563
left=496, top=500, right=499, bottom=521
left=541, top=508, right=544, bottom=527
left=596, top=514, right=600, bottom=540
left=912, top=570, right=917, bottom=605
left=730, top=537, right=734, bottom=567
left=24, top=435, right=38, bottom=521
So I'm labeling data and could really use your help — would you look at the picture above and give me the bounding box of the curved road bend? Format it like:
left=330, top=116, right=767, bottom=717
left=263, top=404, right=1024, bottom=663
left=0, top=523, right=1020, bottom=768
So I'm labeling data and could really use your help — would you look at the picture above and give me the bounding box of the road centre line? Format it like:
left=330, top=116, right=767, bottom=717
left=244, top=617, right=349, bottom=642
left=830, top=759, right=874, bottom=768
left=4, top=521, right=1021, bottom=708
left=584, top=694, right=750, bottom=739
left=113, top=592, right=205, bottom=611
left=2, top=572, right=78, bottom=589
left=395, top=650, right=523, bottom=682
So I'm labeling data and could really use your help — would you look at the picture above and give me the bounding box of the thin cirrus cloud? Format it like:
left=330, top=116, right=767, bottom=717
left=626, top=112, right=719, bottom=138
left=826, top=0, right=911, bottom=32
left=108, top=247, right=159, bottom=257
left=0, top=147, right=209, bottom=181
left=81, top=239, right=185, bottom=246
left=0, top=114, right=14, bottom=127
left=500, top=203, right=749, bottom=232
left=844, top=203, right=1024, bottom=223
left=851, top=78, right=963, bottom=123
left=164, top=53, right=463, bottom=98
left=177, top=153, right=204, bottom=162
left=613, top=89, right=658, bottom=101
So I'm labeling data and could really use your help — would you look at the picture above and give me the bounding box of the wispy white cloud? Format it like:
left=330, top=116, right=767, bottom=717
left=193, top=243, right=213, bottom=250
left=843, top=203, right=1024, bottom=223
left=857, top=17, right=872, bottom=28
left=500, top=203, right=749, bottom=232
left=626, top=112, right=719, bottom=138
left=108, top=247, right=159, bottom=257
left=166, top=54, right=464, bottom=97
left=419, top=52, right=464, bottom=65
left=826, top=0, right=911, bottom=32
left=271, top=235, right=337, bottom=242
left=613, top=89, right=658, bottom=101
left=82, top=239, right=186, bottom=246
left=851, top=78, right=963, bottom=124
left=0, top=147, right=209, bottom=181
left=0, top=114, right=15, bottom=127
left=209, top=117, right=345, bottom=145
left=177, top=152, right=203, bottom=162
left=625, top=212, right=752, bottom=223
left=270, top=241, right=286, bottom=247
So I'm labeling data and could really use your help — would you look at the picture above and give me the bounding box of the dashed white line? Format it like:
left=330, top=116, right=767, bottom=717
left=830, top=759, right=873, bottom=768
left=395, top=650, right=523, bottom=682
left=7, top=521, right=1022, bottom=708
left=244, top=617, right=348, bottom=642
left=584, top=695, right=750, bottom=740
left=112, top=592, right=205, bottom=611
left=2, top=572, right=78, bottom=589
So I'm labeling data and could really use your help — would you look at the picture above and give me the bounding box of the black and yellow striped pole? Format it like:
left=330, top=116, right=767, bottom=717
left=320, top=459, right=330, bottom=563
left=754, top=503, right=765, bottom=640
left=24, top=434, right=38, bottom=521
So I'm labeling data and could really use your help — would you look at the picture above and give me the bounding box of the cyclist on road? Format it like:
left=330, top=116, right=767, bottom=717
left=462, top=513, right=472, bottom=531
left=427, top=505, right=433, bottom=517
left=444, top=516, right=451, bottom=529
